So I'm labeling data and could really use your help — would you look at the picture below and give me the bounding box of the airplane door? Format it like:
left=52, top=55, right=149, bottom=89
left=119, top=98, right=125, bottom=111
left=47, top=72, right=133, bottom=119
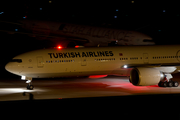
left=37, top=56, right=44, bottom=68
left=143, top=53, right=149, bottom=64
left=81, top=58, right=87, bottom=66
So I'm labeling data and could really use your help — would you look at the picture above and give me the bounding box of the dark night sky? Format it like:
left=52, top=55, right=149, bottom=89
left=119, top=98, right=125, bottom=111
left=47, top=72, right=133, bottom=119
left=1, top=1, right=179, bottom=23
left=1, top=1, right=180, bottom=45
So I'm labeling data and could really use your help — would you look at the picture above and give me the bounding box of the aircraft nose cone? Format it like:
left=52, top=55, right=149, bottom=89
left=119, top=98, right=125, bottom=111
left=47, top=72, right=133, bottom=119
left=5, top=62, right=22, bottom=75
left=5, top=62, right=11, bottom=72
left=5, top=62, right=16, bottom=73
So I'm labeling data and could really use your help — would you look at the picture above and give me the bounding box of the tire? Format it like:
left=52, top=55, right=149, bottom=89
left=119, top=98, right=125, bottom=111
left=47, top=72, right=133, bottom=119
left=158, top=81, right=163, bottom=87
left=27, top=85, right=34, bottom=90
left=168, top=81, right=173, bottom=87
left=29, top=85, right=34, bottom=90
left=173, top=81, right=179, bottom=87
left=27, top=85, right=30, bottom=89
left=162, top=82, right=167, bottom=87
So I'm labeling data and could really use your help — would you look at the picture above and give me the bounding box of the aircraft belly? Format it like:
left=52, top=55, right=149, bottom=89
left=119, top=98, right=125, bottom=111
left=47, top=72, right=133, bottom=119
left=22, top=70, right=113, bottom=78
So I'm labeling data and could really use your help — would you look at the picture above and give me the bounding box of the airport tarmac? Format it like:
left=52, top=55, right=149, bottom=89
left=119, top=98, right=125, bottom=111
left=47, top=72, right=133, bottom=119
left=1, top=74, right=180, bottom=101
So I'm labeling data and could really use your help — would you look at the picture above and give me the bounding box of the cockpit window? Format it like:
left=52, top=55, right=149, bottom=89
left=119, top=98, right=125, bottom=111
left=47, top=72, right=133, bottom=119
left=10, top=59, right=22, bottom=63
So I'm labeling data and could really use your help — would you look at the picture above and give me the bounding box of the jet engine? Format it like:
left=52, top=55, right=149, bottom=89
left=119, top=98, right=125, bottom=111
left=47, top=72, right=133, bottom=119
left=129, top=67, right=165, bottom=86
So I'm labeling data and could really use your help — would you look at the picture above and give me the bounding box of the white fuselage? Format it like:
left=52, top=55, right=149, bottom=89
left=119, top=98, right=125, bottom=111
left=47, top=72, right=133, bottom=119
left=5, top=45, right=180, bottom=79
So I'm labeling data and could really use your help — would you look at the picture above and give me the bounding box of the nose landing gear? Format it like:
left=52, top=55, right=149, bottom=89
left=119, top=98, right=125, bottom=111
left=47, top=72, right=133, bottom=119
left=26, top=85, right=34, bottom=90
left=21, top=76, right=34, bottom=90
left=26, top=80, right=34, bottom=90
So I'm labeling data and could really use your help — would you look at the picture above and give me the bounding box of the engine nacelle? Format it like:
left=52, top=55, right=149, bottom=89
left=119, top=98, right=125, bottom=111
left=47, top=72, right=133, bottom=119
left=129, top=67, right=165, bottom=86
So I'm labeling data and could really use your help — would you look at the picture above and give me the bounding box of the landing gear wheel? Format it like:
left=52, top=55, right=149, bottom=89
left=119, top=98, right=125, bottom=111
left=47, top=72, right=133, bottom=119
left=27, top=85, right=34, bottom=90
left=173, top=81, right=179, bottom=87
left=158, top=81, right=179, bottom=87
left=168, top=81, right=173, bottom=87
left=158, top=81, right=169, bottom=87
left=162, top=82, right=168, bottom=87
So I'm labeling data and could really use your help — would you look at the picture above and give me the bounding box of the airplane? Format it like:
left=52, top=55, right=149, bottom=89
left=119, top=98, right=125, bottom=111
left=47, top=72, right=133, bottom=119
left=0, top=20, right=155, bottom=47
left=5, top=45, right=180, bottom=90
